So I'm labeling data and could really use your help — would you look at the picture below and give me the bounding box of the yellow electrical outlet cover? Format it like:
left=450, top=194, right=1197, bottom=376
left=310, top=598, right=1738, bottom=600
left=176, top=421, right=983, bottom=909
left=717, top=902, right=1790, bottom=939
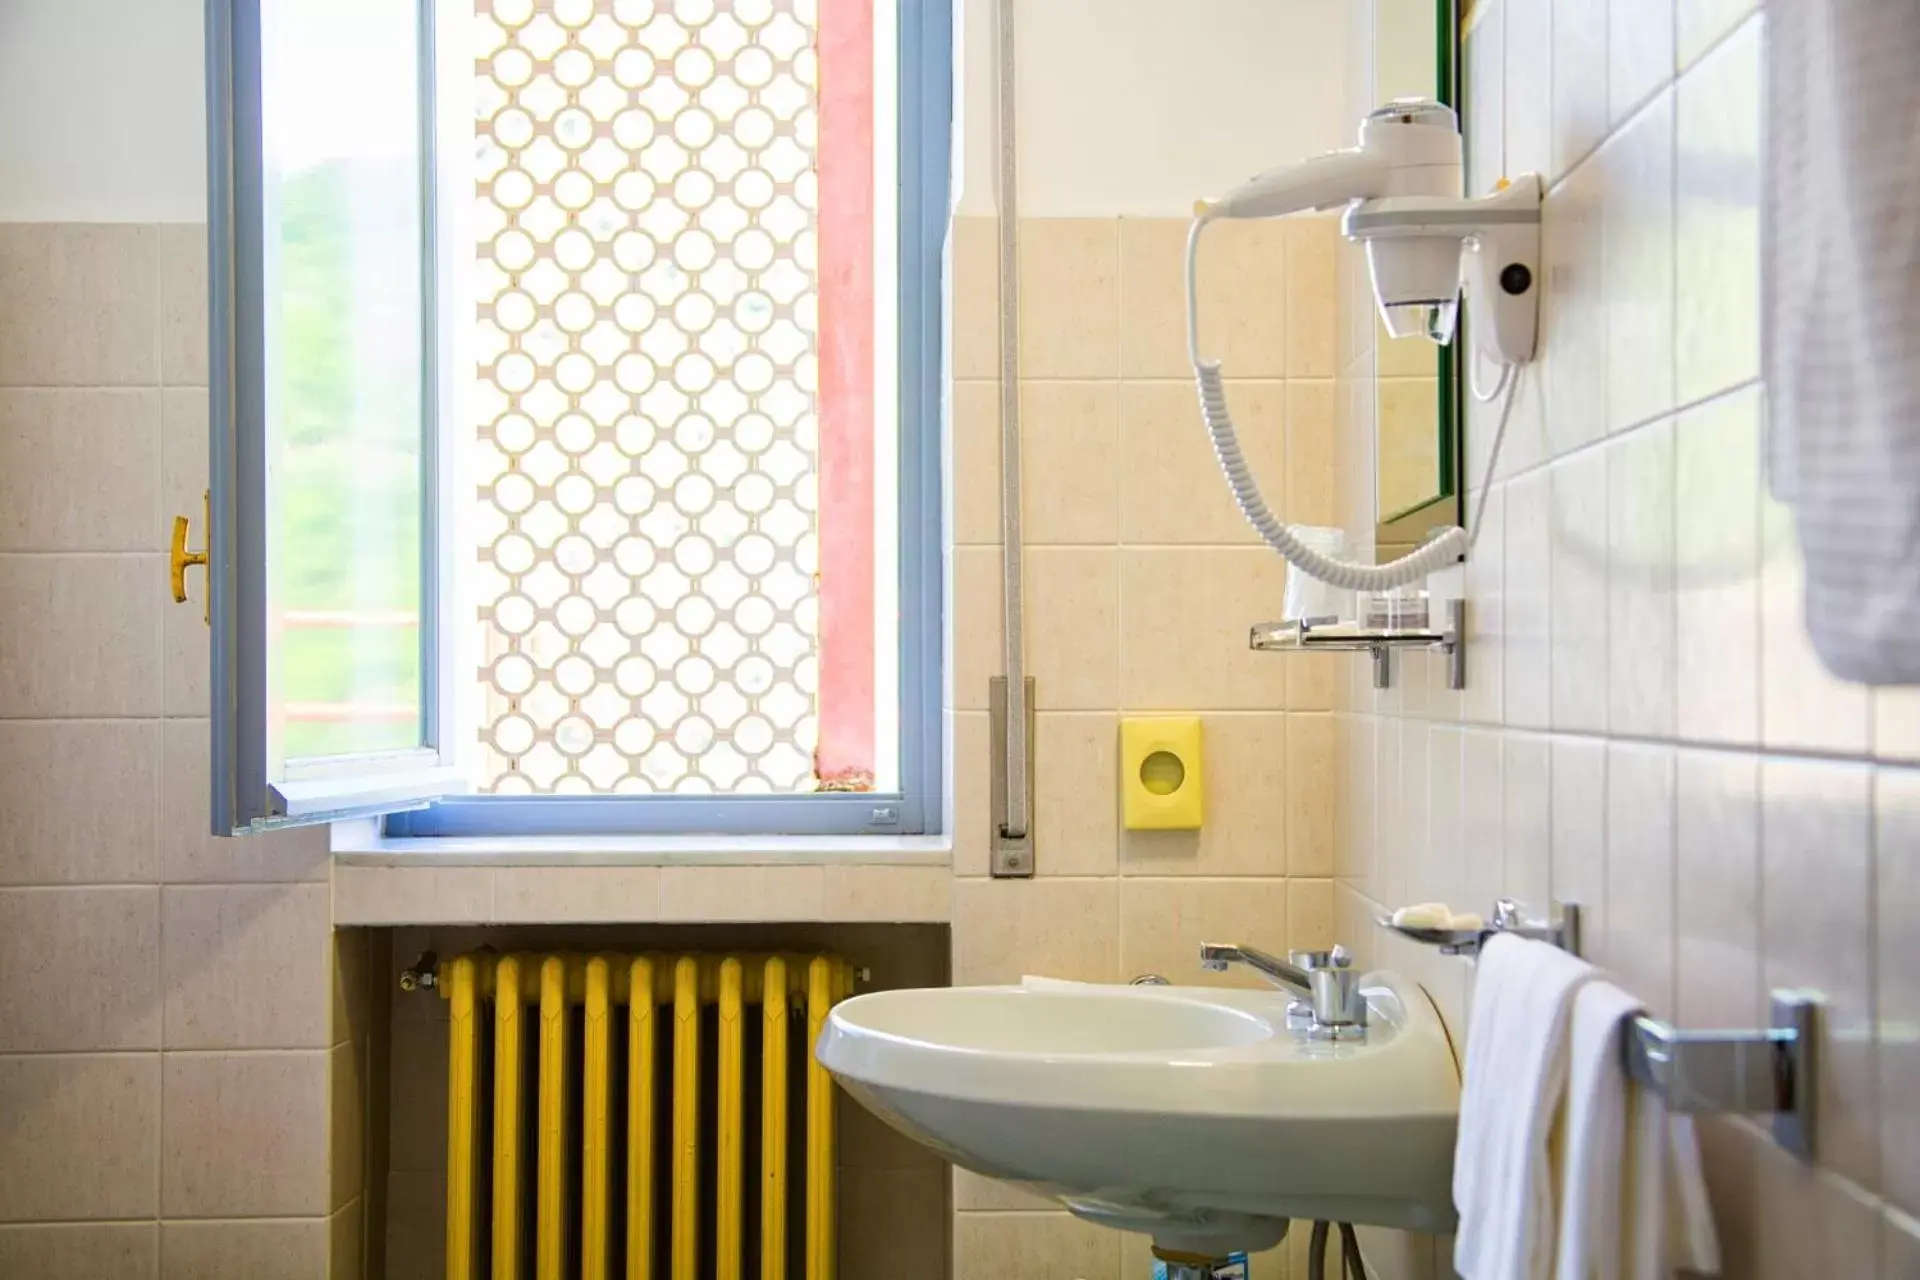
left=1120, top=717, right=1203, bottom=830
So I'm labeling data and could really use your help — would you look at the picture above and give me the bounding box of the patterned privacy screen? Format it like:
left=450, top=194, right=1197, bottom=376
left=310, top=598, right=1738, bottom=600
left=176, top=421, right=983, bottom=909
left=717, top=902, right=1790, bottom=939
left=473, top=0, right=827, bottom=795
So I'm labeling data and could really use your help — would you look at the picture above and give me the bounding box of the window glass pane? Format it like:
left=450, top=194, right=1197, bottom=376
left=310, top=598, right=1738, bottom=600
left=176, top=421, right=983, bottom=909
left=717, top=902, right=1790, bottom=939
left=469, top=0, right=895, bottom=797
left=261, top=0, right=426, bottom=766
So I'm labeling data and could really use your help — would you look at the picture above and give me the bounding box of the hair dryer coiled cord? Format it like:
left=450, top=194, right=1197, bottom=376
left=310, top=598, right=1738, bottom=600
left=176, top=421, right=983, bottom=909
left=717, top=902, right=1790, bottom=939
left=1186, top=216, right=1513, bottom=593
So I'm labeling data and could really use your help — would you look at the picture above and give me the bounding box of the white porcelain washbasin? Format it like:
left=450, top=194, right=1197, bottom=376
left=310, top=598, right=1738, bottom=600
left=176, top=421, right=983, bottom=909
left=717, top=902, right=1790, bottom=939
left=817, top=974, right=1460, bottom=1255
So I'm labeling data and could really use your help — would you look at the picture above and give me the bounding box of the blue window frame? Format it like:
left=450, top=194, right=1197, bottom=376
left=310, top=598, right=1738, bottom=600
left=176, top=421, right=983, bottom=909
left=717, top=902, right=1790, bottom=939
left=206, top=0, right=951, bottom=839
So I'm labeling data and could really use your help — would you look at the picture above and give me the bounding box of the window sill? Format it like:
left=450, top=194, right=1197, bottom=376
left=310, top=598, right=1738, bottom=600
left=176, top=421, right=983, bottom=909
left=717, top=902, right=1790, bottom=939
left=329, top=818, right=951, bottom=866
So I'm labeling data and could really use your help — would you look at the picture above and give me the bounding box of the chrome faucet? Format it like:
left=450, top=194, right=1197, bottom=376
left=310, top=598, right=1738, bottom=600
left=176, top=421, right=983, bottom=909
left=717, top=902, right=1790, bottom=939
left=1199, top=942, right=1369, bottom=1040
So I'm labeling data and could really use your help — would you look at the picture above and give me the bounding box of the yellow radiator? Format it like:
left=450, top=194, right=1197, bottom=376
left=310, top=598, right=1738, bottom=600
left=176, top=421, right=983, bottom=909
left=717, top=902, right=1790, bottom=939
left=440, top=952, right=855, bottom=1280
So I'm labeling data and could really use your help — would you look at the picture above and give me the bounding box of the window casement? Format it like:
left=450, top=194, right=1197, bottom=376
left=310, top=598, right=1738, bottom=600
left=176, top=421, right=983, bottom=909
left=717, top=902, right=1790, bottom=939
left=204, top=0, right=949, bottom=839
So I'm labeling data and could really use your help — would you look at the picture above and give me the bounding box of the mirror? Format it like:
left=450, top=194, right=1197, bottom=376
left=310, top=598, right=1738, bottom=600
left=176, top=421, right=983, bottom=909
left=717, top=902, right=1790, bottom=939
left=1367, top=0, right=1461, bottom=560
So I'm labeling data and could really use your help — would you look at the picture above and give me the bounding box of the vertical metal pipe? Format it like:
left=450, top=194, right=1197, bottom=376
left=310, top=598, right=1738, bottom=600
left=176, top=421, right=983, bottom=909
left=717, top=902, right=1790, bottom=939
left=536, top=957, right=569, bottom=1280
left=994, top=0, right=1028, bottom=839
left=804, top=958, right=836, bottom=1280
left=581, top=957, right=613, bottom=1280
left=492, top=955, right=525, bottom=1280
left=446, top=955, right=481, bottom=1280
left=716, top=959, right=745, bottom=1280
left=761, top=958, right=790, bottom=1280
left=671, top=957, right=700, bottom=1280
left=626, top=957, right=657, bottom=1280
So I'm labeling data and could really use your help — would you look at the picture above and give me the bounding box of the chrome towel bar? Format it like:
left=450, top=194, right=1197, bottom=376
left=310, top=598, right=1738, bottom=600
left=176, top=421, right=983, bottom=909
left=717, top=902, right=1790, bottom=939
left=1379, top=899, right=1818, bottom=1161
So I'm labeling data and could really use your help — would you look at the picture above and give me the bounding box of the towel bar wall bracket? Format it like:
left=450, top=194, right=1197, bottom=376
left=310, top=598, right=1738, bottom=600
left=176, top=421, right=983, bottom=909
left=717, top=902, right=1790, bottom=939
left=1377, top=898, right=1819, bottom=1162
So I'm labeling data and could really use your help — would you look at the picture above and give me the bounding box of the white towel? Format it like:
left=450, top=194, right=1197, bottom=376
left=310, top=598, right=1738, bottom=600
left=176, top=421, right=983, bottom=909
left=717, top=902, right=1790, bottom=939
left=1765, top=0, right=1920, bottom=683
left=1555, top=981, right=1723, bottom=1280
left=1452, top=935, right=1596, bottom=1280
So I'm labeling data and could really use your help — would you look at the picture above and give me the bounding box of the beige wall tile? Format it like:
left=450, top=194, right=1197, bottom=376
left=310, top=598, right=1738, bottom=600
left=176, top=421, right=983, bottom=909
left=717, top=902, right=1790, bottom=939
left=1610, top=0, right=1676, bottom=122
left=1025, top=547, right=1119, bottom=710
left=331, top=1040, right=364, bottom=1212
left=1027, top=713, right=1117, bottom=877
left=163, top=588, right=209, bottom=717
left=1542, top=159, right=1607, bottom=455
left=330, top=866, right=492, bottom=926
left=1118, top=548, right=1291, bottom=711
left=658, top=866, right=824, bottom=921
left=1375, top=377, right=1441, bottom=522
left=0, top=224, right=158, bottom=386
left=1121, top=218, right=1287, bottom=380
left=1675, top=386, right=1761, bottom=746
left=0, top=888, right=160, bottom=1051
left=491, top=867, right=661, bottom=922
left=160, top=390, right=211, bottom=674
left=951, top=545, right=1002, bottom=712
left=1117, top=380, right=1275, bottom=546
left=1021, top=381, right=1118, bottom=545
left=0, top=1224, right=156, bottom=1280
left=1607, top=419, right=1675, bottom=738
left=1288, top=714, right=1339, bottom=877
left=162, top=884, right=332, bottom=1049
left=0, top=555, right=160, bottom=717
left=1603, top=744, right=1676, bottom=1015
left=0, top=390, right=160, bottom=551
left=1551, top=0, right=1610, bottom=179
left=821, top=865, right=951, bottom=921
left=1018, top=220, right=1119, bottom=379
left=1122, top=714, right=1286, bottom=878
left=1602, top=96, right=1677, bottom=437
left=1287, top=379, right=1340, bottom=528
left=951, top=217, right=1000, bottom=381
left=159, top=1220, right=326, bottom=1280
left=1759, top=507, right=1870, bottom=755
left=0, top=1053, right=159, bottom=1220
left=159, top=223, right=209, bottom=387
left=0, top=720, right=159, bottom=885
left=1286, top=216, right=1339, bottom=378
left=951, top=711, right=992, bottom=876
left=1503, top=469, right=1552, bottom=729
left=1119, top=877, right=1290, bottom=989
left=161, top=720, right=329, bottom=881
left=1762, top=759, right=1877, bottom=1191
left=1288, top=877, right=1337, bottom=952
left=1422, top=725, right=1463, bottom=914
left=953, top=1168, right=1054, bottom=1212
left=1549, top=448, right=1609, bottom=733
left=1886, top=1208, right=1920, bottom=1280
left=1675, top=750, right=1762, bottom=1030
left=841, top=1168, right=948, bottom=1280
left=162, top=1051, right=332, bottom=1216
left=952, top=380, right=1001, bottom=546
left=1747, top=1131, right=1886, bottom=1280
left=951, top=878, right=1117, bottom=986
left=953, top=1211, right=1118, bottom=1280
left=1675, top=16, right=1761, bottom=404
left=331, top=1200, right=365, bottom=1280
left=1878, top=769, right=1920, bottom=1218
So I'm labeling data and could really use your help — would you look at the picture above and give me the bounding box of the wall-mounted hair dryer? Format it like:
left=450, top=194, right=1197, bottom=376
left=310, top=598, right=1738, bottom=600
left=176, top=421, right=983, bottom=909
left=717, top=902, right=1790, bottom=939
left=1186, top=98, right=1542, bottom=592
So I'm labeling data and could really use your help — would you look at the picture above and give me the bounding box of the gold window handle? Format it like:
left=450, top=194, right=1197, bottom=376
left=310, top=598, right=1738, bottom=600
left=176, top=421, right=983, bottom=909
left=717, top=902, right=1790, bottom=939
left=170, top=490, right=210, bottom=624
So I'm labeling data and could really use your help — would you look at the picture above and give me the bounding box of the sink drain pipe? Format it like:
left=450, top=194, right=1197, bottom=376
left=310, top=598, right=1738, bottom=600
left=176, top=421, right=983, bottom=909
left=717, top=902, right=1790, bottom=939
left=1306, top=1221, right=1369, bottom=1280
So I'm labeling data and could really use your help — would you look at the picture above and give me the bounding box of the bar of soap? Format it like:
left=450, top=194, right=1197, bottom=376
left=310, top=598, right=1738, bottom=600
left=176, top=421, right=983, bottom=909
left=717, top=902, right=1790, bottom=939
left=1448, top=912, right=1484, bottom=931
left=1391, top=902, right=1452, bottom=929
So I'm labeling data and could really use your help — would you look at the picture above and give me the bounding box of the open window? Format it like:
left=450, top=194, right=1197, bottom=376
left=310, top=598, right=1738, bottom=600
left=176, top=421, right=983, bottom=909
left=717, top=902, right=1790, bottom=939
left=206, top=0, right=951, bottom=838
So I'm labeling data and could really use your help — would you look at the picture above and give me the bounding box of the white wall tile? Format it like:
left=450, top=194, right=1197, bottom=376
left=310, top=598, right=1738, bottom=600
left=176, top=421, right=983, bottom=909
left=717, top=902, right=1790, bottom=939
left=1607, top=419, right=1675, bottom=738
left=1503, top=470, right=1552, bottom=729
left=1610, top=0, right=1676, bottom=124
left=1542, top=160, right=1609, bottom=456
left=1675, top=749, right=1761, bottom=1029
left=1674, top=386, right=1761, bottom=745
left=1604, top=743, right=1676, bottom=1015
left=1549, top=449, right=1609, bottom=732
left=1674, top=16, right=1761, bottom=404
left=1601, top=93, right=1675, bottom=436
left=1551, top=0, right=1611, bottom=179
left=1551, top=736, right=1608, bottom=946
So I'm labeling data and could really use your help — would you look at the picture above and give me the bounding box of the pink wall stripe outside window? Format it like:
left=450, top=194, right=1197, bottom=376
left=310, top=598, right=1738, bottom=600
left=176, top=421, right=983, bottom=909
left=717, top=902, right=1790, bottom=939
left=813, top=0, right=876, bottom=790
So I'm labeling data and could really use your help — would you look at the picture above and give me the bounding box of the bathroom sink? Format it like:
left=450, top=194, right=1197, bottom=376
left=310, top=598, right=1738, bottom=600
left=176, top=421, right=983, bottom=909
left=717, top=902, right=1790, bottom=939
left=816, top=974, right=1460, bottom=1255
